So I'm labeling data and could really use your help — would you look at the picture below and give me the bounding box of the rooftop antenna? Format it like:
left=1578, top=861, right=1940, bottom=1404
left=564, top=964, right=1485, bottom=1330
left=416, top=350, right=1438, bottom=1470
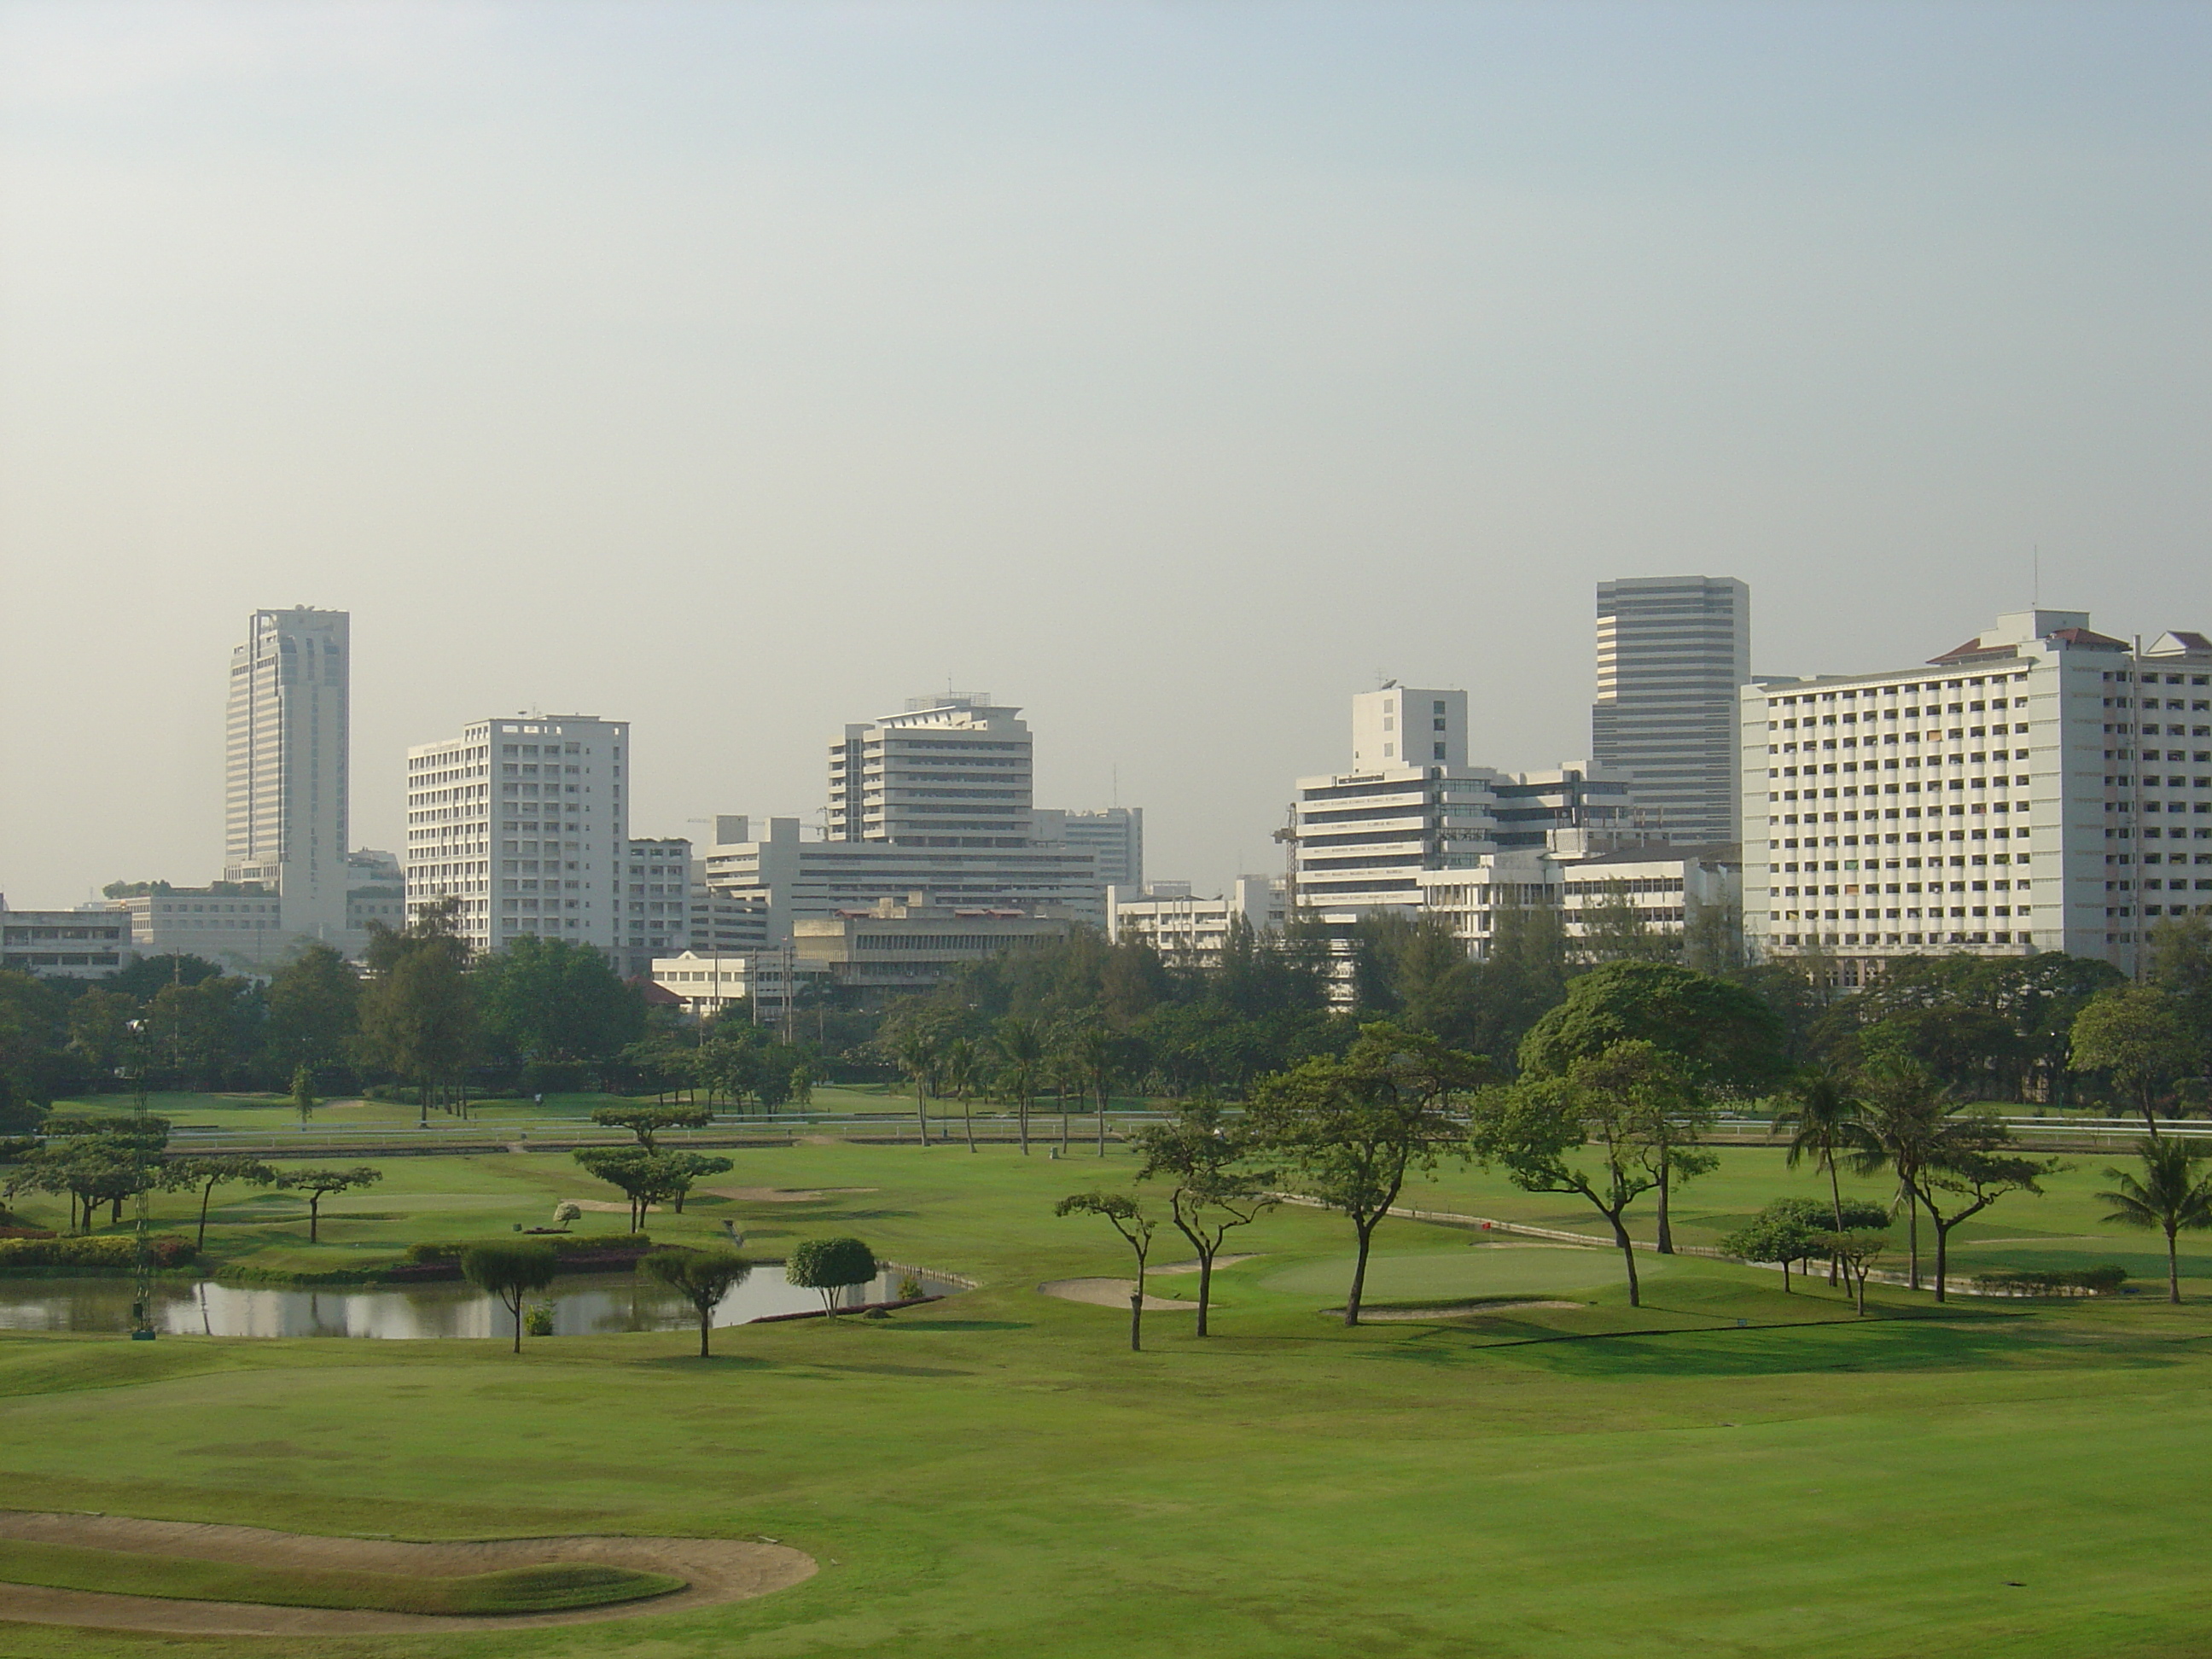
left=2033, top=544, right=2040, bottom=607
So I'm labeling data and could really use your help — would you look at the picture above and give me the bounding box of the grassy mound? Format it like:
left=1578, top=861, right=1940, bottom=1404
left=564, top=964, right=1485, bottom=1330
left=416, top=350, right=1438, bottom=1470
left=0, top=1539, right=684, bottom=1615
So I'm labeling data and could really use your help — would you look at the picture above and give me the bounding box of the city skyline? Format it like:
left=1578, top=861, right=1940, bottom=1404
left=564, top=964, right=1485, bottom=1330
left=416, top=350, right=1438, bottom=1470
left=3, top=3, right=2209, bottom=906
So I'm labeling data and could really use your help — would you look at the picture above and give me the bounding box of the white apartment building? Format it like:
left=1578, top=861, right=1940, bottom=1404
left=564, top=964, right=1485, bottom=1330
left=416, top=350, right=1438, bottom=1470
left=224, top=607, right=351, bottom=940
left=1106, top=877, right=1283, bottom=967
left=405, top=714, right=630, bottom=958
left=1592, top=577, right=1749, bottom=846
left=1742, top=609, right=2212, bottom=980
left=616, top=836, right=693, bottom=978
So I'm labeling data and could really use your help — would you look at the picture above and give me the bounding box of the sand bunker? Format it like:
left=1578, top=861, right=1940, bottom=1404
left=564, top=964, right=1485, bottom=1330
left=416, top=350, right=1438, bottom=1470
left=0, top=1511, right=814, bottom=1637
left=1152, top=1254, right=1263, bottom=1275
left=707, top=1186, right=880, bottom=1203
left=1037, top=1278, right=1192, bottom=1313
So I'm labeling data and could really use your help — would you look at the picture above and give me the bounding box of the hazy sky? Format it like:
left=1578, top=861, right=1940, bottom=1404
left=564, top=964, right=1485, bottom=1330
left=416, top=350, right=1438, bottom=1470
left=3, top=1, right=2209, bottom=907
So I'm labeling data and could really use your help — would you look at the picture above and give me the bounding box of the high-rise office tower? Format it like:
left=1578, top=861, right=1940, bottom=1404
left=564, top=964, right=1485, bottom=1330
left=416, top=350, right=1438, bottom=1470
left=404, top=713, right=630, bottom=958
left=1592, top=576, right=1749, bottom=845
left=224, top=607, right=350, bottom=939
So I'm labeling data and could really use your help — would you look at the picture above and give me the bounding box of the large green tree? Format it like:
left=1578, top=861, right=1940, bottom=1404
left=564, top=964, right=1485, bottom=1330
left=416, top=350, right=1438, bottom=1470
left=1133, top=1096, right=1278, bottom=1336
left=356, top=908, right=477, bottom=1124
left=1517, top=960, right=1784, bottom=1093
left=1469, top=1039, right=1681, bottom=1307
left=2071, top=986, right=2199, bottom=1135
left=262, top=944, right=361, bottom=1083
left=475, top=934, right=644, bottom=1071
left=1247, top=1022, right=1486, bottom=1324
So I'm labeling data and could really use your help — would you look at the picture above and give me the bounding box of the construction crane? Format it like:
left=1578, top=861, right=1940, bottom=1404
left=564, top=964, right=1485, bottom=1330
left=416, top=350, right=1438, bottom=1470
left=1271, top=802, right=1301, bottom=920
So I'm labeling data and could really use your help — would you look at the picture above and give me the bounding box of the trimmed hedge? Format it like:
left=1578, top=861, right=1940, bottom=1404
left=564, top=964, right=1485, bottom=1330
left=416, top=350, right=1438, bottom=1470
left=1972, top=1265, right=2129, bottom=1297
left=0, top=1236, right=196, bottom=1272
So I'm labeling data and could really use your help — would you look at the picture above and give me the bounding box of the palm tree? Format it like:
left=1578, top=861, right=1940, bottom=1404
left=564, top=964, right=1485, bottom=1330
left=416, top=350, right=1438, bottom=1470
left=1776, top=1066, right=1860, bottom=1283
left=1068, top=1024, right=1120, bottom=1157
left=993, top=1018, right=1045, bottom=1155
left=1847, top=1057, right=1947, bottom=1290
left=939, top=1037, right=981, bottom=1152
left=2098, top=1138, right=2212, bottom=1303
left=892, top=1024, right=941, bottom=1147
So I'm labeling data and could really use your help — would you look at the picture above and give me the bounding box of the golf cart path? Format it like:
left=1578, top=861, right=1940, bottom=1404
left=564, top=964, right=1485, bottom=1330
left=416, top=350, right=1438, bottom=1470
left=0, top=1511, right=814, bottom=1635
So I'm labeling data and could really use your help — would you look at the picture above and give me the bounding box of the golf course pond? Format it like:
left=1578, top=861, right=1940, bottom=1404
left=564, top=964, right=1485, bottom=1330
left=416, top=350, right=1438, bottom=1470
left=0, top=1265, right=962, bottom=1339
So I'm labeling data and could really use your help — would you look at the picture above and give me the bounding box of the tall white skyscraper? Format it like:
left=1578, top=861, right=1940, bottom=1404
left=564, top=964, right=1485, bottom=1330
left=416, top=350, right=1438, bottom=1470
left=224, top=607, right=350, bottom=939
left=405, top=713, right=630, bottom=958
left=1592, top=576, right=1750, bottom=845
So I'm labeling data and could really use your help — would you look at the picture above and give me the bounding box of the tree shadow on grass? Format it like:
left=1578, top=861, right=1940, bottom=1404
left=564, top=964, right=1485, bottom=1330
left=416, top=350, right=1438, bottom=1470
left=631, top=1353, right=780, bottom=1371
left=1459, top=1315, right=2188, bottom=1380
left=864, top=1319, right=1032, bottom=1332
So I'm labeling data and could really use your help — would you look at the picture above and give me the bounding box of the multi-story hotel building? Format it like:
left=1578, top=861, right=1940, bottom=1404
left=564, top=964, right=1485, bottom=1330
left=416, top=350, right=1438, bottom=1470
left=1592, top=576, right=1749, bottom=846
left=1741, top=608, right=2212, bottom=980
left=224, top=607, right=351, bottom=940
left=404, top=713, right=630, bottom=958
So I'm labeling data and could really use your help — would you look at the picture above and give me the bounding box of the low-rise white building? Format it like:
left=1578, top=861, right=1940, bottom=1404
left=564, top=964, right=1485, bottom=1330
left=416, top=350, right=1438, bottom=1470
left=1106, top=877, right=1283, bottom=967
left=0, top=902, right=134, bottom=979
left=1741, top=608, right=2212, bottom=980
left=648, top=949, right=812, bottom=1020
left=1417, top=840, right=1742, bottom=958
left=108, top=887, right=287, bottom=970
left=793, top=895, right=1075, bottom=1005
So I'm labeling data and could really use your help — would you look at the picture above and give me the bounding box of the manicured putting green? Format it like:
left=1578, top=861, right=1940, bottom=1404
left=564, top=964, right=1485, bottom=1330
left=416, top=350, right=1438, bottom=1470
left=0, top=1539, right=684, bottom=1615
left=1260, top=1245, right=1658, bottom=1301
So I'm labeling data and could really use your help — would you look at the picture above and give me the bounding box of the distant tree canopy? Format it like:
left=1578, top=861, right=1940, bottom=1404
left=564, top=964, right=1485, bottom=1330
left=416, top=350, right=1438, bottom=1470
left=476, top=935, right=645, bottom=1068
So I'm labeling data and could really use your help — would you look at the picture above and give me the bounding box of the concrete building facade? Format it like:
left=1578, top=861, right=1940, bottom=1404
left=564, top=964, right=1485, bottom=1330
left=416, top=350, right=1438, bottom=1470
left=404, top=713, right=630, bottom=958
left=1034, top=806, right=1144, bottom=894
left=224, top=607, right=351, bottom=940
left=1593, top=576, right=1749, bottom=846
left=0, top=903, right=133, bottom=978
left=1106, top=877, right=1284, bottom=967
left=1741, top=608, right=2212, bottom=981
left=793, top=895, right=1074, bottom=1004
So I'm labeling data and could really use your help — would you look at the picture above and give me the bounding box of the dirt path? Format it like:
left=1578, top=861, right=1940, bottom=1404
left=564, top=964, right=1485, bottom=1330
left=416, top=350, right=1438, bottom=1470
left=1036, top=1278, right=1191, bottom=1312
left=0, top=1511, right=814, bottom=1636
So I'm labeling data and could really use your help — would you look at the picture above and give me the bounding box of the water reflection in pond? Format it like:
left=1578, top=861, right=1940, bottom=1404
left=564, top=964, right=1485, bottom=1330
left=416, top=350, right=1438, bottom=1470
left=0, top=1266, right=956, bottom=1339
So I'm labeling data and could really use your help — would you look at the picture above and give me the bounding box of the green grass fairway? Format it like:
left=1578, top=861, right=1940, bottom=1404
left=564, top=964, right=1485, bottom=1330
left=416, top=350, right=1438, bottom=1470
left=0, top=1540, right=679, bottom=1614
left=1260, top=1243, right=1666, bottom=1301
left=2, top=1140, right=2209, bottom=1656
